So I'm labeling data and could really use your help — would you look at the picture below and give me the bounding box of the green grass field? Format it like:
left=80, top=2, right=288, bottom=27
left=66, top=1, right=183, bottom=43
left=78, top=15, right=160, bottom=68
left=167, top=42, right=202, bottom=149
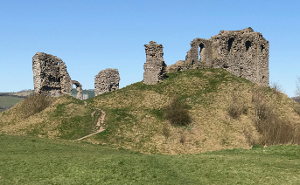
left=1, top=135, right=300, bottom=184
left=0, top=96, right=24, bottom=108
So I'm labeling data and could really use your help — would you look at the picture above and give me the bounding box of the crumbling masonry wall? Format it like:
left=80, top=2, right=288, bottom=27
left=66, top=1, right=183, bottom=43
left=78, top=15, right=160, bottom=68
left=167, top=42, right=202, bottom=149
left=94, top=68, right=120, bottom=96
left=167, top=27, right=269, bottom=86
left=143, top=41, right=167, bottom=85
left=32, top=52, right=83, bottom=99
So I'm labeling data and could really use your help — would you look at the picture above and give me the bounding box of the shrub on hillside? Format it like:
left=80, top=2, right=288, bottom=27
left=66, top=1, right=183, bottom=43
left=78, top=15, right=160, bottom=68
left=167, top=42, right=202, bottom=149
left=271, top=81, right=283, bottom=97
left=21, top=93, right=52, bottom=118
left=227, top=89, right=247, bottom=119
left=251, top=87, right=300, bottom=145
left=228, top=103, right=247, bottom=119
left=162, top=123, right=171, bottom=138
left=164, top=97, right=191, bottom=126
left=254, top=113, right=295, bottom=145
left=180, top=133, right=187, bottom=145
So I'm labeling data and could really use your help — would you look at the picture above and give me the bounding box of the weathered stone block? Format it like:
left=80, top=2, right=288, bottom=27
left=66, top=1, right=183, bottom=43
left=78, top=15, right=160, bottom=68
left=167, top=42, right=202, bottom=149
left=95, top=68, right=120, bottom=96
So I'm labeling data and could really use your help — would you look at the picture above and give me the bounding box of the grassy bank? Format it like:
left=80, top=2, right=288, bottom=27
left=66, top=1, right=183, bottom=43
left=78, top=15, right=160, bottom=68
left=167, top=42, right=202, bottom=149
left=1, top=135, right=300, bottom=184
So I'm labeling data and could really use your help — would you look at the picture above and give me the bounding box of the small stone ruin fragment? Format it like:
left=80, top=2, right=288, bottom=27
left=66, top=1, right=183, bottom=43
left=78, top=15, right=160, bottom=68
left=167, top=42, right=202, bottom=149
left=94, top=68, right=120, bottom=96
left=143, top=41, right=167, bottom=85
left=72, top=80, right=83, bottom=100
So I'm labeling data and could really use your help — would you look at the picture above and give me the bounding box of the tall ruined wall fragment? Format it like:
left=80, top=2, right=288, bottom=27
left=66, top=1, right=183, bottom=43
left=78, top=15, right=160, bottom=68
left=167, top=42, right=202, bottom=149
left=143, top=41, right=167, bottom=85
left=95, top=68, right=120, bottom=96
left=168, top=27, right=269, bottom=86
left=32, top=52, right=73, bottom=97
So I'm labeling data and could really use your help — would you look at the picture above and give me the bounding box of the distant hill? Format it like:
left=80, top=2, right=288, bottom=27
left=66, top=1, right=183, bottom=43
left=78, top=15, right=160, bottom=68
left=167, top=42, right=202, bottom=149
left=0, top=89, right=94, bottom=113
left=10, top=90, right=34, bottom=97
left=292, top=96, right=300, bottom=104
left=1, top=68, right=300, bottom=154
left=0, top=95, right=25, bottom=113
left=0, top=91, right=32, bottom=113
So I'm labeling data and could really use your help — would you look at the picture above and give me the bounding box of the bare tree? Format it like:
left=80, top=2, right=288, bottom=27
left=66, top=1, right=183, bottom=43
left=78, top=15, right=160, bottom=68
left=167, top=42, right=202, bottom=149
left=295, top=77, right=300, bottom=97
left=271, top=81, right=284, bottom=94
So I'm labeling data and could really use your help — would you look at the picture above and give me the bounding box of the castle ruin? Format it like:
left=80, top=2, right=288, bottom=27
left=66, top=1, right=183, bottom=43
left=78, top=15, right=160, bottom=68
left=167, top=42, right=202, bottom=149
left=167, top=27, right=269, bottom=86
left=94, top=68, right=120, bottom=96
left=32, top=52, right=83, bottom=99
left=143, top=41, right=167, bottom=85
left=32, top=27, right=269, bottom=100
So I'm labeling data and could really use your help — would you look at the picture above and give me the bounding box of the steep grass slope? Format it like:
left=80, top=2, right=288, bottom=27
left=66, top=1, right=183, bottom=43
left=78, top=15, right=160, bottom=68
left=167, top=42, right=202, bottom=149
left=1, top=68, right=300, bottom=154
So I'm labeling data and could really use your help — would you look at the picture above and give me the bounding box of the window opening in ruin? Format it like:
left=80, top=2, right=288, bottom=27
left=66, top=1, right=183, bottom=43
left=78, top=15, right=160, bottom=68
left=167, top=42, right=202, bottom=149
left=239, top=67, right=243, bottom=77
left=261, top=45, right=265, bottom=52
left=228, top=38, right=234, bottom=52
left=72, top=84, right=77, bottom=97
left=57, top=61, right=59, bottom=65
left=222, top=63, right=229, bottom=69
left=198, top=43, right=204, bottom=61
left=245, top=41, right=251, bottom=51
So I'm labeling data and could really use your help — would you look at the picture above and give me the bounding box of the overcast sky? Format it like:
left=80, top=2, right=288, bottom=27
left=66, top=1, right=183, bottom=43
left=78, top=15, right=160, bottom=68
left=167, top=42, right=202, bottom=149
left=0, top=0, right=299, bottom=97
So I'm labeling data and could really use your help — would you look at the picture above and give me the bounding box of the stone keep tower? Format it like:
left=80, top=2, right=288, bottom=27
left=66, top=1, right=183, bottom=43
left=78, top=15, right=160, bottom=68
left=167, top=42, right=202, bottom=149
left=187, top=27, right=269, bottom=86
left=168, top=27, right=269, bottom=86
left=94, top=68, right=120, bottom=96
left=143, top=41, right=167, bottom=85
left=32, top=52, right=83, bottom=99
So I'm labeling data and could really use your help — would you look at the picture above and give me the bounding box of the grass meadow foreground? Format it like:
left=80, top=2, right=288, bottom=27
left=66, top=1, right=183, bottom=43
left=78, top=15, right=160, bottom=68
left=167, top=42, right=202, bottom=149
left=1, top=135, right=300, bottom=185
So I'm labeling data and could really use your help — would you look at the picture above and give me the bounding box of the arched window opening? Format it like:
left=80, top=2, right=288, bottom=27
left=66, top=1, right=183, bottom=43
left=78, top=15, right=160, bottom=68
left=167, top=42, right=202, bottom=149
left=239, top=67, right=243, bottom=77
left=198, top=43, right=204, bottom=61
left=228, top=38, right=234, bottom=52
left=261, top=45, right=265, bottom=52
left=245, top=41, right=251, bottom=51
left=72, top=84, right=77, bottom=98
left=72, top=80, right=83, bottom=100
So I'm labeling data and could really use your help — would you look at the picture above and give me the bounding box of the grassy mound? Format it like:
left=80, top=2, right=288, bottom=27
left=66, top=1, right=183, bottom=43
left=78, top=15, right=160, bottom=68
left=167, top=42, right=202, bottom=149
left=1, top=68, right=300, bottom=154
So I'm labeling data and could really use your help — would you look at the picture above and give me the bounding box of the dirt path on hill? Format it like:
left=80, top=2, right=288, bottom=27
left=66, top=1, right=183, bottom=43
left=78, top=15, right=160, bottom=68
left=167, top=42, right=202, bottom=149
left=76, top=108, right=106, bottom=141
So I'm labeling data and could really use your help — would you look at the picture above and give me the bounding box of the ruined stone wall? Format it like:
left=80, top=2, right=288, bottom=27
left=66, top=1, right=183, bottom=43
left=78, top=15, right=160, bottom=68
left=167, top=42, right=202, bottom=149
left=32, top=52, right=73, bottom=96
left=94, top=68, right=120, bottom=96
left=169, top=27, right=269, bottom=86
left=143, top=41, right=167, bottom=85
left=209, top=27, right=269, bottom=86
